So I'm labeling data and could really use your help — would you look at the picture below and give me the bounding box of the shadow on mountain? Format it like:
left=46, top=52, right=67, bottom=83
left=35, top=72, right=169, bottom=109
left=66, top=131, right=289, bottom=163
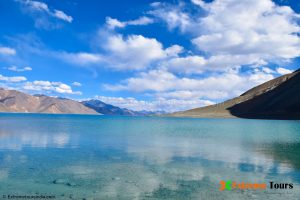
left=228, top=70, right=300, bottom=120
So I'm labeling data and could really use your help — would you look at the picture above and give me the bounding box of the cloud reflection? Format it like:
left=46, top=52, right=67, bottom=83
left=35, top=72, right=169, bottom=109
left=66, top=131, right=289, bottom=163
left=0, top=131, right=71, bottom=150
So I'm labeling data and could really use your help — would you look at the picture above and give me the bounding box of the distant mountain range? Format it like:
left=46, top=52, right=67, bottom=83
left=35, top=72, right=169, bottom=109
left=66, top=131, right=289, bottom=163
left=0, top=88, right=163, bottom=116
left=169, top=69, right=300, bottom=119
left=82, top=99, right=138, bottom=116
left=82, top=99, right=163, bottom=116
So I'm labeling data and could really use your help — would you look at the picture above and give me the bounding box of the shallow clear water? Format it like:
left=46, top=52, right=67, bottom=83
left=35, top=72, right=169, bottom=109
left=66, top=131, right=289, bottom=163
left=0, top=113, right=300, bottom=199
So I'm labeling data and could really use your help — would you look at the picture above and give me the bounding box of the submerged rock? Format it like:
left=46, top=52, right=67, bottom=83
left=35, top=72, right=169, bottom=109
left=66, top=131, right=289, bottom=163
left=66, top=182, right=77, bottom=187
left=52, top=179, right=76, bottom=187
left=53, top=179, right=68, bottom=184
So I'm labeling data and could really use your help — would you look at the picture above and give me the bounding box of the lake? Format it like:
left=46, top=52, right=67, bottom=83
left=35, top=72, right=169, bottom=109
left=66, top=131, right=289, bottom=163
left=0, top=113, right=300, bottom=199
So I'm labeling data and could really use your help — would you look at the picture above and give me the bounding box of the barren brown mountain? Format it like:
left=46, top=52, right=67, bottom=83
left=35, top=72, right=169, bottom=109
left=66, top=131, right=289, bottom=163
left=170, top=69, right=300, bottom=119
left=0, top=88, right=98, bottom=114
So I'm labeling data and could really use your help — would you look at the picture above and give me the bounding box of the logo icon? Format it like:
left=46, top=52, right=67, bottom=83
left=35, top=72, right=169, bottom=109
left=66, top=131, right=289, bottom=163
left=220, top=180, right=232, bottom=191
left=219, top=180, right=267, bottom=191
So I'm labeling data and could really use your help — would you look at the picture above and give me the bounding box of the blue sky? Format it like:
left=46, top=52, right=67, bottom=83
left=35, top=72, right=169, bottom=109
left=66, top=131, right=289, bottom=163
left=0, top=0, right=300, bottom=112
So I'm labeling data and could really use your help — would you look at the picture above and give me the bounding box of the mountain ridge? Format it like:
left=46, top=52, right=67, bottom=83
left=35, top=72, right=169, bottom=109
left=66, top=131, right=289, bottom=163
left=0, top=88, right=98, bottom=114
left=82, top=99, right=165, bottom=116
left=169, top=69, right=300, bottom=119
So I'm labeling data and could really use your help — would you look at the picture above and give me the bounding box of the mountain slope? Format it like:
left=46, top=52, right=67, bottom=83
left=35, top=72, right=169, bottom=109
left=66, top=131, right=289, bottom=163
left=0, top=88, right=98, bottom=114
left=170, top=69, right=300, bottom=119
left=82, top=99, right=138, bottom=116
left=82, top=99, right=166, bottom=116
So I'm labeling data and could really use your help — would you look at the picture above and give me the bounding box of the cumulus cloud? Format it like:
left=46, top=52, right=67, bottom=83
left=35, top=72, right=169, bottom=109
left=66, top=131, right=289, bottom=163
left=59, top=32, right=182, bottom=70
left=62, top=0, right=300, bottom=75
left=104, top=69, right=274, bottom=100
left=94, top=95, right=214, bottom=112
left=147, top=0, right=300, bottom=75
left=0, top=74, right=27, bottom=82
left=276, top=67, right=293, bottom=75
left=100, top=0, right=299, bottom=77
left=0, top=47, right=16, bottom=55
left=7, top=66, right=32, bottom=72
left=162, top=56, right=207, bottom=74
left=149, top=2, right=192, bottom=32
left=99, top=33, right=167, bottom=70
left=165, top=45, right=184, bottom=57
left=156, top=90, right=228, bottom=100
left=16, top=0, right=73, bottom=29
left=23, top=80, right=81, bottom=95
left=106, top=16, right=154, bottom=29
left=191, top=0, right=300, bottom=63
left=163, top=54, right=268, bottom=74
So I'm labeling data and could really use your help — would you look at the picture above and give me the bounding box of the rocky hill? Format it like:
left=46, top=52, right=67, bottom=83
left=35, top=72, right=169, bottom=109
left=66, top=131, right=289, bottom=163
left=0, top=88, right=98, bottom=114
left=170, top=69, right=300, bottom=119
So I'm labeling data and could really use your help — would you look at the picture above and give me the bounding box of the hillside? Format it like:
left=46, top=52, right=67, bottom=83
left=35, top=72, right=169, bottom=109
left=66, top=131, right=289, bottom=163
left=0, top=88, right=98, bottom=114
left=82, top=99, right=139, bottom=116
left=170, top=69, right=300, bottom=119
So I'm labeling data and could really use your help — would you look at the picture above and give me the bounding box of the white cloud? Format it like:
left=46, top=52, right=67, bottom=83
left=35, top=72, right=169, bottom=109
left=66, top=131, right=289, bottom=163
left=165, top=45, right=184, bottom=57
left=21, top=0, right=48, bottom=11
left=53, top=9, right=73, bottom=23
left=149, top=2, right=192, bottom=32
left=147, top=0, right=300, bottom=76
left=104, top=69, right=274, bottom=100
left=7, top=66, right=32, bottom=72
left=59, top=52, right=102, bottom=66
left=191, top=0, right=206, bottom=8
left=104, top=70, right=176, bottom=92
left=72, top=82, right=82, bottom=87
left=163, top=54, right=269, bottom=74
left=261, top=67, right=276, bottom=74
left=156, top=90, right=228, bottom=100
left=55, top=31, right=183, bottom=71
left=23, top=80, right=81, bottom=95
left=17, top=0, right=73, bottom=26
left=106, top=16, right=153, bottom=29
left=276, top=67, right=293, bottom=75
left=0, top=47, right=16, bottom=55
left=94, top=95, right=214, bottom=112
left=126, top=16, right=154, bottom=26
left=59, top=32, right=181, bottom=70
left=191, top=0, right=300, bottom=63
left=162, top=56, right=207, bottom=74
left=0, top=74, right=27, bottom=82
left=106, top=17, right=125, bottom=29
left=100, top=33, right=167, bottom=70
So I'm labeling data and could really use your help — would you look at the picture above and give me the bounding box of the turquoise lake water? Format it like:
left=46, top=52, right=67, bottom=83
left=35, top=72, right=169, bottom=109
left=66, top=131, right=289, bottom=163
left=0, top=113, right=300, bottom=199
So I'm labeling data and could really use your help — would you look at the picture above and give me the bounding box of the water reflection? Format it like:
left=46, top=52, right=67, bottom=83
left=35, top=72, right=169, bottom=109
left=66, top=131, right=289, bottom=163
left=0, top=131, right=71, bottom=150
left=126, top=135, right=292, bottom=175
left=0, top=114, right=300, bottom=199
left=259, top=142, right=300, bottom=171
